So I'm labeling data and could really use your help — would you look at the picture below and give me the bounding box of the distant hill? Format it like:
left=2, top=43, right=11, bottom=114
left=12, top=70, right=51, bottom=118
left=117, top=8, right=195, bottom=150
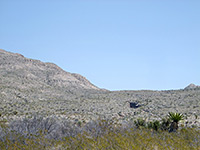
left=184, top=83, right=200, bottom=90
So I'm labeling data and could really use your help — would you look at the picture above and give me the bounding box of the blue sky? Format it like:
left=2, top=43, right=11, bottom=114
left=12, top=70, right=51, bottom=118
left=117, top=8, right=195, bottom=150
left=1, top=0, right=200, bottom=90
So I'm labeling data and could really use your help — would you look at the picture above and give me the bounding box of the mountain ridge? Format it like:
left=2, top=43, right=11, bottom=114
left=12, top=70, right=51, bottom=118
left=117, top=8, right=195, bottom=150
left=0, top=49, right=100, bottom=91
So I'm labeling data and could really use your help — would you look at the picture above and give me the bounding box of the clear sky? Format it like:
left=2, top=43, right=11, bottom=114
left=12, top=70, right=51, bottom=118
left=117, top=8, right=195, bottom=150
left=1, top=0, right=200, bottom=91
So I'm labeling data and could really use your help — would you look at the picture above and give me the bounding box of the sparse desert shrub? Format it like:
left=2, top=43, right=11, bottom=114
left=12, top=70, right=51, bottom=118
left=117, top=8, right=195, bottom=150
left=9, top=115, right=57, bottom=139
left=12, top=111, right=18, bottom=115
left=58, top=120, right=80, bottom=138
left=134, top=118, right=146, bottom=129
left=147, top=120, right=160, bottom=131
left=83, top=119, right=115, bottom=138
left=160, top=117, right=171, bottom=131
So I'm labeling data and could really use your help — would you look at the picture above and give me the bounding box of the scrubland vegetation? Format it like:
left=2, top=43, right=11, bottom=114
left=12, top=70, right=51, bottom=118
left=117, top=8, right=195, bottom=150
left=0, top=113, right=200, bottom=150
left=1, top=50, right=200, bottom=149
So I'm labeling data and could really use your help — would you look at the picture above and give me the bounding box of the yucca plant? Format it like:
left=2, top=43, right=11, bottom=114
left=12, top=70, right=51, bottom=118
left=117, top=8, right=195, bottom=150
left=167, top=112, right=184, bottom=132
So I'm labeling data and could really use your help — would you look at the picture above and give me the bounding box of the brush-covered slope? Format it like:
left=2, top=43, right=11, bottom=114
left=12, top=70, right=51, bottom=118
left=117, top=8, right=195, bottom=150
left=0, top=49, right=200, bottom=127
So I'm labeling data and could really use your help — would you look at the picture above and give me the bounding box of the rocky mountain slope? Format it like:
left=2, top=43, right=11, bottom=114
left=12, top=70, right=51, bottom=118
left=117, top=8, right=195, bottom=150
left=0, top=49, right=102, bottom=102
left=0, top=49, right=200, bottom=127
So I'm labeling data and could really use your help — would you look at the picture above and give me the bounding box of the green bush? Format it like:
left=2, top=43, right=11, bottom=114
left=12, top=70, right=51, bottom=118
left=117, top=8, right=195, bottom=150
left=147, top=120, right=160, bottom=131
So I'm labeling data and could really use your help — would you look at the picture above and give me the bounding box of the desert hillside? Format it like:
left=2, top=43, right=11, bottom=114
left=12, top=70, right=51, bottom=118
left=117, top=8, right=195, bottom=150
left=0, top=49, right=200, bottom=127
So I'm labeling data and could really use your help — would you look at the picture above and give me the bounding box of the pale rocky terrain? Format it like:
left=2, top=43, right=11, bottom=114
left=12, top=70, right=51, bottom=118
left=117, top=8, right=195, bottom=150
left=0, top=49, right=200, bottom=127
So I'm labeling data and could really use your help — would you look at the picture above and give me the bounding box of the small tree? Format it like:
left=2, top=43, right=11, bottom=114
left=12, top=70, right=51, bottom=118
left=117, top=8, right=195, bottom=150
left=168, top=112, right=184, bottom=132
